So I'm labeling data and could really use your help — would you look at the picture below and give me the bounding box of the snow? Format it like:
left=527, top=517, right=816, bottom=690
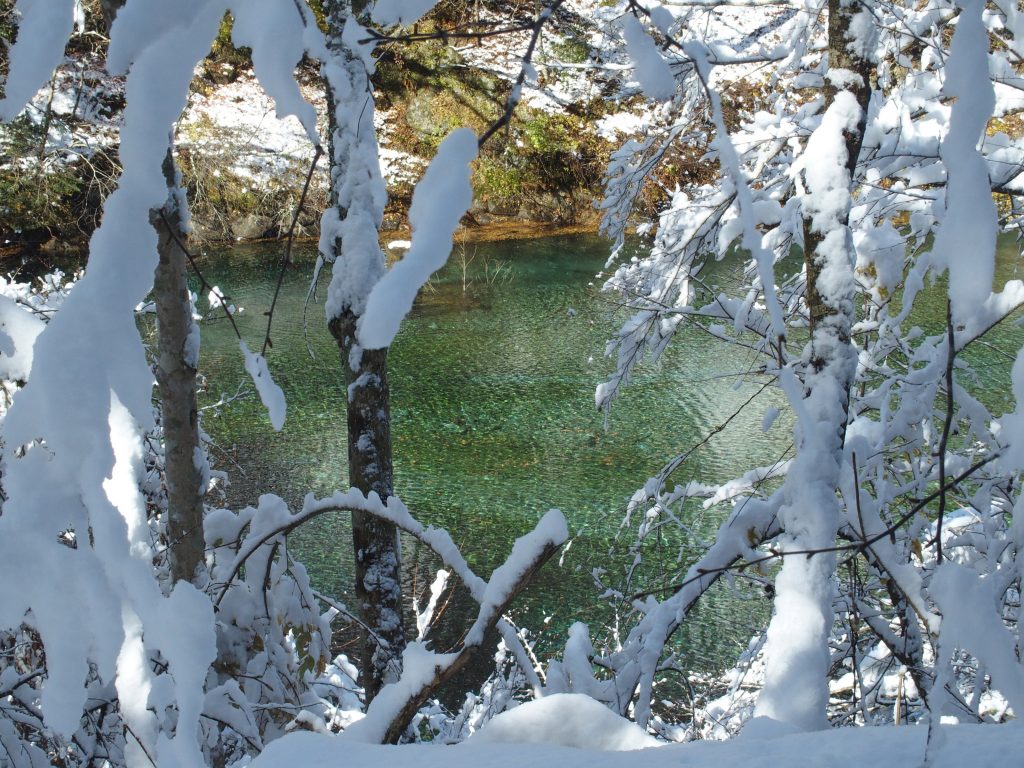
left=371, top=0, right=441, bottom=27
left=0, top=1, right=226, bottom=746
left=469, top=693, right=658, bottom=750
left=240, top=340, right=286, bottom=431
left=231, top=0, right=320, bottom=146
left=3, top=0, right=1024, bottom=764
left=345, top=641, right=456, bottom=743
left=250, top=720, right=1023, bottom=768
left=930, top=562, right=1024, bottom=713
left=931, top=0, right=997, bottom=324
left=465, top=508, right=567, bottom=645
left=0, top=294, right=45, bottom=381
left=180, top=74, right=318, bottom=179
left=357, top=128, right=478, bottom=349
left=379, top=148, right=428, bottom=186
left=414, top=569, right=449, bottom=640
left=0, top=0, right=76, bottom=120
left=760, top=406, right=780, bottom=432
left=320, top=17, right=389, bottom=329
left=594, top=110, right=654, bottom=140
left=621, top=15, right=676, bottom=102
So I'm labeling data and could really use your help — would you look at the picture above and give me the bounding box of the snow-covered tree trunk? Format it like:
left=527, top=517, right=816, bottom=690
left=102, top=0, right=206, bottom=585
left=754, top=0, right=871, bottom=731
left=153, top=149, right=207, bottom=585
left=320, top=0, right=406, bottom=702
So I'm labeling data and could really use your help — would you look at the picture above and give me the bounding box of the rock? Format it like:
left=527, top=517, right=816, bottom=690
left=230, top=213, right=273, bottom=240
left=188, top=218, right=228, bottom=243
left=485, top=198, right=521, bottom=217
left=405, top=94, right=448, bottom=141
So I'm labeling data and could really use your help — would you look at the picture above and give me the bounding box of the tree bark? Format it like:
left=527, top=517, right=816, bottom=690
left=754, top=0, right=872, bottom=729
left=329, top=312, right=406, bottom=701
left=322, top=0, right=406, bottom=702
left=103, top=0, right=206, bottom=585
left=153, top=149, right=206, bottom=585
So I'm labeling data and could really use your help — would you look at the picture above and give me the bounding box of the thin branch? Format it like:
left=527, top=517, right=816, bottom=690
left=123, top=723, right=158, bottom=768
left=935, top=303, right=956, bottom=563
left=363, top=19, right=536, bottom=46
left=262, top=145, right=323, bottom=355
left=478, top=0, right=566, bottom=148
left=630, top=454, right=997, bottom=601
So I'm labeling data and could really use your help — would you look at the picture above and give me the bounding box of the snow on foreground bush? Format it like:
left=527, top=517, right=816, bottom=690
left=586, top=0, right=1024, bottom=742
left=1, top=0, right=1024, bottom=766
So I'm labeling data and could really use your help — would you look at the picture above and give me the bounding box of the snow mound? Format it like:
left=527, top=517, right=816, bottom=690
left=467, top=693, right=659, bottom=751
left=249, top=719, right=1022, bottom=768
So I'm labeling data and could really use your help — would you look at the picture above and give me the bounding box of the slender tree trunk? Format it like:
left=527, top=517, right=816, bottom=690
left=804, top=0, right=872, bottom=368
left=153, top=149, right=206, bottom=585
left=102, top=0, right=206, bottom=585
left=754, top=0, right=872, bottom=730
left=321, top=0, right=406, bottom=701
left=329, top=312, right=405, bottom=700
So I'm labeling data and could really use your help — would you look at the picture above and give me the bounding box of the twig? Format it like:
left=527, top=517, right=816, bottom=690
left=478, top=0, right=566, bottom=148
left=123, top=723, right=158, bottom=768
left=361, top=19, right=535, bottom=46
left=935, top=302, right=956, bottom=563
left=313, top=589, right=392, bottom=652
left=628, top=454, right=997, bottom=601
left=262, top=145, right=323, bottom=355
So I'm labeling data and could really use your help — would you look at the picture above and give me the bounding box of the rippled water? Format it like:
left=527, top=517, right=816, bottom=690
left=192, top=233, right=1022, bottom=673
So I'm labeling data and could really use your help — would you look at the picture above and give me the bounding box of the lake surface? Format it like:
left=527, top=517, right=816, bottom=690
left=192, top=233, right=1022, bottom=674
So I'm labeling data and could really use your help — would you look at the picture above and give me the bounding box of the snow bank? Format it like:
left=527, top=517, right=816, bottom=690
left=467, top=693, right=658, bottom=751
left=250, top=721, right=1022, bottom=768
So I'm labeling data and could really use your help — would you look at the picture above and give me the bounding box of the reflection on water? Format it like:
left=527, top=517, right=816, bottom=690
left=193, top=233, right=1022, bottom=674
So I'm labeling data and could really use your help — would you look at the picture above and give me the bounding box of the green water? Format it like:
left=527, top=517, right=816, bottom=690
left=192, top=233, right=1022, bottom=671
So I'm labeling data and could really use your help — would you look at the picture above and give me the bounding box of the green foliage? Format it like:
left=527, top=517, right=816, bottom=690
left=471, top=105, right=606, bottom=219
left=201, top=12, right=253, bottom=85
left=1, top=0, right=18, bottom=87
left=0, top=116, right=85, bottom=235
left=372, top=28, right=610, bottom=225
left=375, top=38, right=495, bottom=108
left=521, top=111, right=580, bottom=154
left=0, top=0, right=15, bottom=42
left=474, top=158, right=526, bottom=205
left=547, top=35, right=590, bottom=65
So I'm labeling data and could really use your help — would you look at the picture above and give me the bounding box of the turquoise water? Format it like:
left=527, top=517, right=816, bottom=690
left=192, top=233, right=1022, bottom=672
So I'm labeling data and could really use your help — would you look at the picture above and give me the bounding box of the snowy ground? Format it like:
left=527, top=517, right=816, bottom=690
left=249, top=694, right=1021, bottom=768
left=179, top=74, right=319, bottom=179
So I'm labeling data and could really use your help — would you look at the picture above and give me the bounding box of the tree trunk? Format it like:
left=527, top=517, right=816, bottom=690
left=153, top=149, right=206, bottom=585
left=754, top=0, right=872, bottom=730
left=103, top=0, right=206, bottom=585
left=804, top=0, right=872, bottom=372
left=321, top=0, right=406, bottom=702
left=329, top=312, right=405, bottom=700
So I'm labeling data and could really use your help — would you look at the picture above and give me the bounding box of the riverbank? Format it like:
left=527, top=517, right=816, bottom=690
left=0, top=220, right=607, bottom=271
left=1, top=2, right=649, bottom=254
